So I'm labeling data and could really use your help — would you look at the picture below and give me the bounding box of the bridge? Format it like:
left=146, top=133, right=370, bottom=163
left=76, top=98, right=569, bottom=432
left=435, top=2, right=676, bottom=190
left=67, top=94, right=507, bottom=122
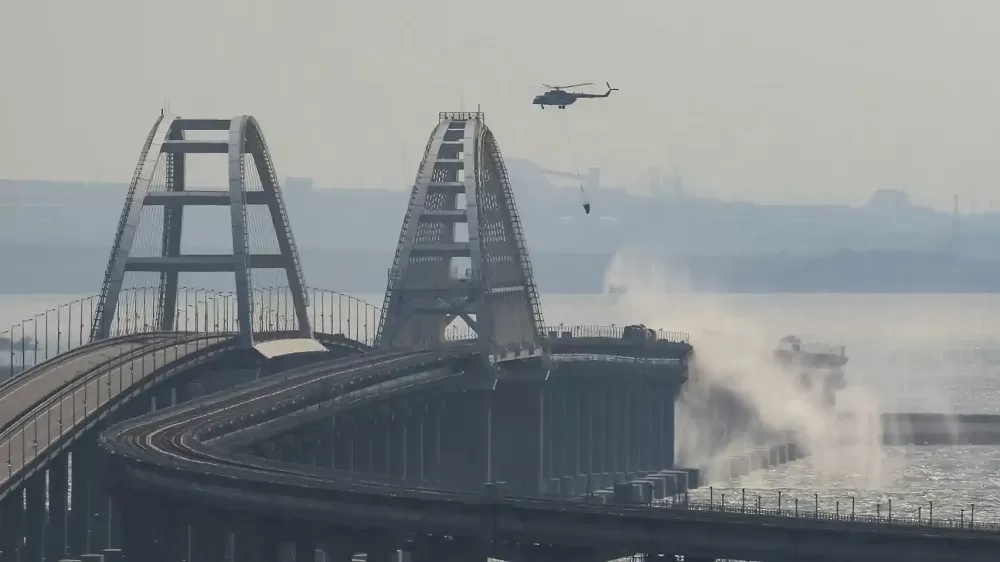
left=0, top=111, right=995, bottom=562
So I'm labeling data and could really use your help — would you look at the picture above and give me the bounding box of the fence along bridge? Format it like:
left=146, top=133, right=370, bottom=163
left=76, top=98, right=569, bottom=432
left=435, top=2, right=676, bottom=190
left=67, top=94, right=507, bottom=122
left=0, top=110, right=992, bottom=562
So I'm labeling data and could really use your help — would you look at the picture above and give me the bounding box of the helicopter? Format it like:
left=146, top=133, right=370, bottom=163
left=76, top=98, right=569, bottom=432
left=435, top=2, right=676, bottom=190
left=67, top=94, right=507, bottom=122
left=533, top=82, right=618, bottom=109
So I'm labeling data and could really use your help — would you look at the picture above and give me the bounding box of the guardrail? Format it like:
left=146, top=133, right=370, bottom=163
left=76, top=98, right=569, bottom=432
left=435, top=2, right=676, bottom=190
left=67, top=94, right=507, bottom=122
left=545, top=325, right=691, bottom=344
left=1, top=286, right=381, bottom=379
left=648, top=492, right=1000, bottom=533
left=3, top=291, right=692, bottom=380
left=549, top=354, right=683, bottom=365
left=0, top=333, right=236, bottom=495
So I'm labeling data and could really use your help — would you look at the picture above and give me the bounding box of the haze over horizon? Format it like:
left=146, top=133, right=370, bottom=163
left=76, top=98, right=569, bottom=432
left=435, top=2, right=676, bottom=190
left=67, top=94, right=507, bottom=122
left=4, top=1, right=1000, bottom=211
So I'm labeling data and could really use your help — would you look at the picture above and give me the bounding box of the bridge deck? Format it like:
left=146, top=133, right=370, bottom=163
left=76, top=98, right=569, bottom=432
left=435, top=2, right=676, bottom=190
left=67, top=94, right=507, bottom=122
left=0, top=334, right=235, bottom=496
left=103, top=346, right=998, bottom=562
left=0, top=334, right=174, bottom=433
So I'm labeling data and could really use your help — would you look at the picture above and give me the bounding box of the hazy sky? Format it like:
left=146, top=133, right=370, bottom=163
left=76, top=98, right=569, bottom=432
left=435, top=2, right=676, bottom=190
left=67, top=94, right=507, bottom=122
left=3, top=0, right=1000, bottom=209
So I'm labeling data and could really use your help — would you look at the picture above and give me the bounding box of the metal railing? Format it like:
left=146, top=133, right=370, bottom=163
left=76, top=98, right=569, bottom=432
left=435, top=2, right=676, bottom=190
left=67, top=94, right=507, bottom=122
left=439, top=111, right=484, bottom=121
left=650, top=493, right=1000, bottom=533
left=545, top=324, right=691, bottom=344
left=549, top=354, right=682, bottom=365
left=0, top=333, right=236, bottom=493
left=0, top=287, right=383, bottom=380
left=1, top=289, right=693, bottom=382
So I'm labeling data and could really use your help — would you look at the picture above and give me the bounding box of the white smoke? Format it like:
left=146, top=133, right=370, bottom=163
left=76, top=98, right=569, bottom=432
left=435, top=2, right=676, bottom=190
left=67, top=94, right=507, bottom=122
left=602, top=248, right=893, bottom=487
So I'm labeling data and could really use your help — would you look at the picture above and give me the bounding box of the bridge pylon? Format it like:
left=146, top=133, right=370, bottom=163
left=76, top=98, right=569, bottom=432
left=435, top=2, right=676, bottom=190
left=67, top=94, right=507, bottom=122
left=90, top=113, right=311, bottom=348
left=376, top=112, right=546, bottom=360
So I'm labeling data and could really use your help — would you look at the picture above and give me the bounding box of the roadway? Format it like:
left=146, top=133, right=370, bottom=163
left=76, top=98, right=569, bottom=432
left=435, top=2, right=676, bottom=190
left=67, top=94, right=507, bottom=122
left=0, top=333, right=177, bottom=433
left=103, top=346, right=1000, bottom=562
left=0, top=333, right=236, bottom=496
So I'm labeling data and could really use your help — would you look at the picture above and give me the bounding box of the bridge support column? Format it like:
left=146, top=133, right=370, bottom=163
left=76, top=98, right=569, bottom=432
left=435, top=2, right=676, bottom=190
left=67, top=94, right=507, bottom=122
left=373, top=407, right=389, bottom=477
left=68, top=446, right=91, bottom=557
left=579, top=384, right=593, bottom=493
left=365, top=542, right=394, bottom=562
left=292, top=529, right=315, bottom=562
left=355, top=415, right=372, bottom=474
left=639, top=383, right=653, bottom=473
left=542, top=385, right=560, bottom=488
left=391, top=404, right=408, bottom=479
left=89, top=446, right=112, bottom=553
left=23, top=470, right=47, bottom=562
left=493, top=382, right=542, bottom=494
left=365, top=412, right=380, bottom=475
left=190, top=515, right=226, bottom=562
left=404, top=400, right=423, bottom=482
left=608, top=384, right=624, bottom=484
left=118, top=494, right=174, bottom=562
left=567, top=384, right=580, bottom=487
left=427, top=396, right=443, bottom=482
left=439, top=392, right=489, bottom=488
left=650, top=381, right=664, bottom=471
left=547, top=385, right=562, bottom=492
left=315, top=418, right=334, bottom=469
left=591, top=385, right=607, bottom=487
left=232, top=518, right=280, bottom=562
left=48, top=454, right=69, bottom=561
left=624, top=386, right=637, bottom=479
left=320, top=542, right=353, bottom=562
left=0, top=488, right=23, bottom=562
left=340, top=416, right=355, bottom=473
left=409, top=535, right=482, bottom=562
left=662, top=380, right=679, bottom=469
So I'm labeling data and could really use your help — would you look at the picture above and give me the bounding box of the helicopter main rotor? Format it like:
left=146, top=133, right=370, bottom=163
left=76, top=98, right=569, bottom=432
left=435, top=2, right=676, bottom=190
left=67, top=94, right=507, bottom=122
left=542, top=82, right=594, bottom=91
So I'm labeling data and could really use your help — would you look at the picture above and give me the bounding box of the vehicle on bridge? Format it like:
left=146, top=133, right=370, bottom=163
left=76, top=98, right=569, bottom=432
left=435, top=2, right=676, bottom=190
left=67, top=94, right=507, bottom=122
left=532, top=82, right=618, bottom=109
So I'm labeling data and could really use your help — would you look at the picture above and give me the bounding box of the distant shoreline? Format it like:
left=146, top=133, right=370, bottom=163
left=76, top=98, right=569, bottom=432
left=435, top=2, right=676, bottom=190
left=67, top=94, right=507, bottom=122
left=5, top=245, right=1000, bottom=295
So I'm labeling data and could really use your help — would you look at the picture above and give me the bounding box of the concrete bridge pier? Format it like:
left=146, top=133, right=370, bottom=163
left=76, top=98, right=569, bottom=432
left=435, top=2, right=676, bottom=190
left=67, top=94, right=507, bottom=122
left=88, top=446, right=113, bottom=555
left=408, top=535, right=483, bottom=562
left=0, top=485, right=23, bottom=562
left=549, top=381, right=581, bottom=490
left=319, top=535, right=355, bottom=562
left=230, top=520, right=284, bottom=562
left=356, top=414, right=375, bottom=474
left=427, top=396, right=444, bottom=482
left=577, top=385, right=594, bottom=493
left=189, top=514, right=227, bottom=562
left=68, top=441, right=120, bottom=559
left=22, top=470, right=46, bottom=562
left=118, top=495, right=180, bottom=562
left=388, top=404, right=407, bottom=479
left=515, top=544, right=607, bottom=562
left=589, top=385, right=608, bottom=487
left=439, top=391, right=490, bottom=489
left=492, top=382, right=543, bottom=494
left=363, top=535, right=398, bottom=562
left=68, top=445, right=92, bottom=556
left=291, top=529, right=317, bottom=562
left=604, top=382, right=621, bottom=489
left=48, top=452, right=70, bottom=562
left=403, top=400, right=424, bottom=482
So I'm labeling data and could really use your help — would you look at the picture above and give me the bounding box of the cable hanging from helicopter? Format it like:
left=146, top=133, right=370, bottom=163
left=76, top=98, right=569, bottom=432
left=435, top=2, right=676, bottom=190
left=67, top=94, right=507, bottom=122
left=533, top=81, right=618, bottom=214
left=556, top=110, right=591, bottom=214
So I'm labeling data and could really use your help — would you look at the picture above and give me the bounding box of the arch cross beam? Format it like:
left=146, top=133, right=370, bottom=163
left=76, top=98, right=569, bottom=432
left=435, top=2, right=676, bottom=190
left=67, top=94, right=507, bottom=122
left=376, top=112, right=546, bottom=361
left=90, top=114, right=310, bottom=348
